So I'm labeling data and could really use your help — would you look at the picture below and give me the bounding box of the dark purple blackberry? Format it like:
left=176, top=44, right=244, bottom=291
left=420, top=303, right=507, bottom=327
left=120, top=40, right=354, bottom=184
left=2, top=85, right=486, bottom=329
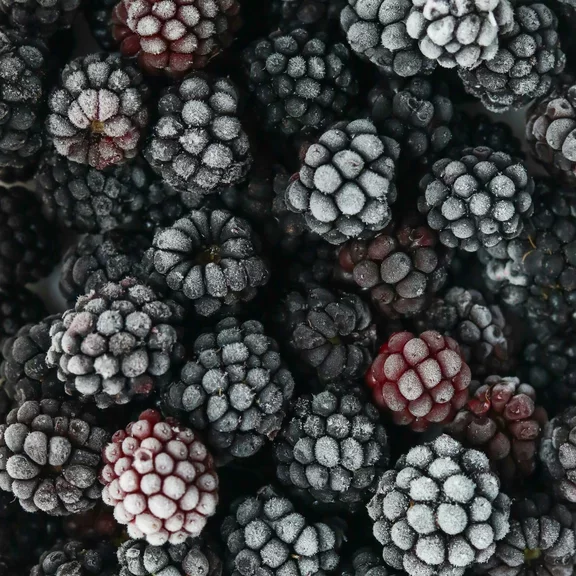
left=0, top=286, right=46, bottom=350
left=0, top=0, right=81, bottom=37
left=270, top=0, right=345, bottom=29
left=0, top=185, right=59, bottom=286
left=84, top=0, right=115, bottom=50
left=342, top=547, right=392, bottom=576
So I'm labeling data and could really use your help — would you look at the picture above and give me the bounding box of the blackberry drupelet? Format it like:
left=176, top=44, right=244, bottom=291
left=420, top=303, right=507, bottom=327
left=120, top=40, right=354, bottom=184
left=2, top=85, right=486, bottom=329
left=147, top=209, right=270, bottom=317
left=163, top=316, right=295, bottom=460
left=144, top=73, right=251, bottom=192
left=336, top=214, right=452, bottom=319
left=340, top=0, right=436, bottom=78
left=0, top=399, right=110, bottom=515
left=221, top=484, right=345, bottom=576
left=242, top=28, right=358, bottom=137
left=46, top=53, right=150, bottom=170
left=0, top=185, right=59, bottom=286
left=277, top=285, right=377, bottom=382
left=60, top=231, right=151, bottom=305
left=418, top=146, right=534, bottom=252
left=112, top=0, right=242, bottom=77
left=367, top=76, right=453, bottom=163
left=366, top=330, right=471, bottom=431
left=85, top=0, right=116, bottom=49
left=0, top=0, right=81, bottom=37
left=367, top=434, right=511, bottom=576
left=47, top=278, right=185, bottom=409
left=284, top=119, right=400, bottom=245
left=458, top=3, right=565, bottom=113
left=117, top=537, right=223, bottom=576
left=274, top=386, right=390, bottom=509
left=100, top=409, right=219, bottom=545
left=414, top=287, right=511, bottom=376
left=0, top=286, right=46, bottom=348
left=446, top=376, right=547, bottom=487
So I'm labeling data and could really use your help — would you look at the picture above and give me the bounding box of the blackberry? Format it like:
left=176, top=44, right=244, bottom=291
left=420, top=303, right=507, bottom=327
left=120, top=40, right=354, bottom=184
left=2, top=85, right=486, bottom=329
left=1, top=314, right=64, bottom=405
left=340, top=0, right=436, bottom=78
left=418, top=147, right=535, bottom=252
left=277, top=285, right=377, bottom=382
left=0, top=399, right=109, bottom=515
left=117, top=537, right=223, bottom=576
left=274, top=386, right=390, bottom=509
left=162, top=316, right=295, bottom=460
left=458, top=3, right=565, bottom=113
left=270, top=0, right=345, bottom=29
left=46, top=52, right=150, bottom=170
left=147, top=209, right=270, bottom=317
left=112, top=0, right=242, bottom=77
left=46, top=278, right=185, bottom=409
left=406, top=0, right=514, bottom=69
left=341, top=547, right=391, bottom=576
left=367, top=434, right=511, bottom=576
left=31, top=540, right=117, bottom=576
left=0, top=0, right=81, bottom=37
left=0, top=185, right=59, bottom=286
left=0, top=286, right=46, bottom=349
left=414, top=287, right=511, bottom=376
left=336, top=214, right=452, bottom=319
left=144, top=73, right=251, bottom=192
left=84, top=0, right=116, bottom=50
left=284, top=119, right=400, bottom=245
left=221, top=484, right=345, bottom=576
left=60, top=231, right=151, bottom=305
left=242, top=28, right=359, bottom=137
left=367, top=76, right=453, bottom=163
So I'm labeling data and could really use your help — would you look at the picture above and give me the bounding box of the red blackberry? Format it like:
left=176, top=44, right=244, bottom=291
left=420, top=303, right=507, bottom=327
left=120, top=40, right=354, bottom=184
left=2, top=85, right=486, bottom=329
left=365, top=330, right=471, bottom=431
left=112, top=0, right=242, bottom=77
left=100, top=409, right=219, bottom=545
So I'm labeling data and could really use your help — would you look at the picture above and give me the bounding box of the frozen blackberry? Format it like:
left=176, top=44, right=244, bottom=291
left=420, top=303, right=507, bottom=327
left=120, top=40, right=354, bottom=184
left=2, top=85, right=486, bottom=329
left=284, top=238, right=337, bottom=289
left=163, top=316, right=295, bottom=460
left=60, top=231, right=151, bottom=305
left=46, top=278, right=185, bottom=409
left=85, top=0, right=116, bottom=49
left=147, top=209, right=270, bottom=317
left=274, top=386, right=390, bottom=509
left=242, top=28, right=359, bottom=137
left=0, top=0, right=81, bottom=37
left=46, top=52, right=150, bottom=170
left=475, top=494, right=576, bottom=576
left=31, top=540, right=117, bottom=576
left=1, top=314, right=64, bottom=405
left=0, top=399, right=109, bottom=515
left=446, top=376, right=547, bottom=487
left=221, top=484, right=345, bottom=576
left=340, top=0, right=436, bottom=78
left=458, top=3, right=565, bottom=113
left=277, top=285, right=376, bottom=382
left=336, top=214, right=452, bottom=319
left=367, top=76, right=453, bottom=163
left=284, top=119, right=400, bottom=245
left=0, top=185, right=59, bottom=286
left=112, top=0, right=241, bottom=77
left=418, top=146, right=534, bottom=252
left=0, top=286, right=46, bottom=349
left=145, top=73, right=251, bottom=192
left=341, top=547, right=392, bottom=576
left=414, top=287, right=511, bottom=376
left=367, top=434, right=511, bottom=576
left=271, top=0, right=345, bottom=29
left=117, top=537, right=223, bottom=576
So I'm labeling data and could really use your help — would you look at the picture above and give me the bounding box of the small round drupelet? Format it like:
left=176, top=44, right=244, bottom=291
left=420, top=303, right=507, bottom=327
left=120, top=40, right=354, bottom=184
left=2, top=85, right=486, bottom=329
left=0, top=0, right=81, bottom=37
left=0, top=286, right=47, bottom=349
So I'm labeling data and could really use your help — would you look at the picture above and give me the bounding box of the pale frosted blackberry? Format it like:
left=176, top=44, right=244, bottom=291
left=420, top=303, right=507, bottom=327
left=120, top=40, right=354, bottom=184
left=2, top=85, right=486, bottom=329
left=242, top=28, right=359, bottom=137
left=284, top=119, right=400, bottom=245
left=60, top=231, right=151, bottom=305
left=117, top=537, right=222, bottom=576
left=47, top=53, right=150, bottom=169
left=367, top=434, right=511, bottom=576
left=0, top=0, right=81, bottom=37
left=276, top=285, right=376, bottom=382
left=144, top=73, right=252, bottom=192
left=147, top=209, right=270, bottom=317
left=458, top=3, right=565, bottom=113
left=274, top=386, right=390, bottom=509
left=162, top=316, right=296, bottom=460
left=0, top=399, right=109, bottom=515
left=368, top=77, right=453, bottom=163
left=46, top=278, right=185, bottom=409
left=418, top=147, right=534, bottom=252
left=1, top=314, right=64, bottom=405
left=406, top=0, right=514, bottom=69
left=221, top=484, right=345, bottom=576
left=0, top=286, right=46, bottom=349
left=340, top=0, right=436, bottom=78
